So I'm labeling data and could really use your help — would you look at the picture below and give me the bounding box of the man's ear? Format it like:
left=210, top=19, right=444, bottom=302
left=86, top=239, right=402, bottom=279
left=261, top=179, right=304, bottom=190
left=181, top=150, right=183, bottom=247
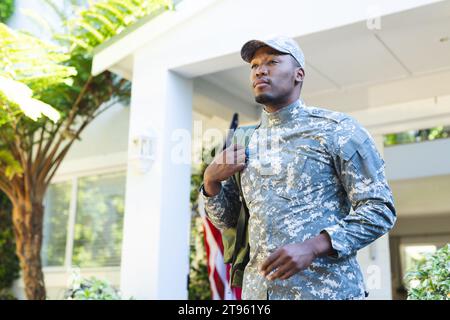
left=294, top=67, right=305, bottom=86
left=296, top=67, right=305, bottom=82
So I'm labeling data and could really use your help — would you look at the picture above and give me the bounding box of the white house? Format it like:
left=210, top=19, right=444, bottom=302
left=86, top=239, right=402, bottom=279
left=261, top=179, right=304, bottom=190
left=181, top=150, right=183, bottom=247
left=9, top=0, right=450, bottom=299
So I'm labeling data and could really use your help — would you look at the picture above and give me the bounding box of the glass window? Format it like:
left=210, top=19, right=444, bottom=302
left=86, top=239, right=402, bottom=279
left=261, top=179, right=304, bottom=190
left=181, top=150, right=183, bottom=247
left=42, top=171, right=126, bottom=269
left=72, top=172, right=126, bottom=267
left=42, top=181, right=72, bottom=267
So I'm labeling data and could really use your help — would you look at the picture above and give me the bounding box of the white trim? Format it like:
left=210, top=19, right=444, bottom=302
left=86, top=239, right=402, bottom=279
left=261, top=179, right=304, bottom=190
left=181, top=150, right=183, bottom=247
left=399, top=234, right=450, bottom=245
left=92, top=0, right=220, bottom=76
left=50, top=151, right=127, bottom=183
left=349, top=94, right=450, bottom=135
left=43, top=266, right=121, bottom=273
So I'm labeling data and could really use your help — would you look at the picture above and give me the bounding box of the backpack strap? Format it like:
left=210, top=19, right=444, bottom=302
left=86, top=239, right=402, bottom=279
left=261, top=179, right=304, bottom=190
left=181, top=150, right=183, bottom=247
left=231, top=124, right=260, bottom=206
left=228, top=124, right=259, bottom=286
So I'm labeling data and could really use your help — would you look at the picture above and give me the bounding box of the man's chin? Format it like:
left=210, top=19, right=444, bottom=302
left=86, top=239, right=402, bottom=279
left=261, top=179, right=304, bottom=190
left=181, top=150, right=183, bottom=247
left=255, top=93, right=274, bottom=105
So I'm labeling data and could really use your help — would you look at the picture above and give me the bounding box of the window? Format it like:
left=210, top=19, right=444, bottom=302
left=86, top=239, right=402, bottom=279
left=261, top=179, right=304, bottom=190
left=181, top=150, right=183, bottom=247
left=73, top=172, right=125, bottom=267
left=42, top=181, right=72, bottom=267
left=42, top=171, right=126, bottom=269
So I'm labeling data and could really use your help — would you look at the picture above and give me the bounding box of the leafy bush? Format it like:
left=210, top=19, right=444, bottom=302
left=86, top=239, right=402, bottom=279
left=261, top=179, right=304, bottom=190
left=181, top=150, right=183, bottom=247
left=0, top=192, right=20, bottom=300
left=0, top=0, right=15, bottom=23
left=405, top=243, right=450, bottom=300
left=65, top=272, right=122, bottom=300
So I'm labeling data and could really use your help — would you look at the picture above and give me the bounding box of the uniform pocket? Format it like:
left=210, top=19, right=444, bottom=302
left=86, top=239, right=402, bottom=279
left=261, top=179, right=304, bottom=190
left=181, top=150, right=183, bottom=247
left=341, top=128, right=384, bottom=185
left=274, top=153, right=308, bottom=201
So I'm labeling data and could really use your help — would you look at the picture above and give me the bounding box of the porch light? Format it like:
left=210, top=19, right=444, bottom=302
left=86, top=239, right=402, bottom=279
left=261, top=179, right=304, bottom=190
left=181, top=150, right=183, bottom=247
left=130, top=129, right=157, bottom=174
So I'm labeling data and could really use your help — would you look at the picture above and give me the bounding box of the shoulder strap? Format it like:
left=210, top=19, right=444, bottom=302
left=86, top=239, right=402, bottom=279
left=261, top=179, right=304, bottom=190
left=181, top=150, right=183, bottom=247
left=232, top=124, right=259, bottom=246
left=231, top=124, right=259, bottom=198
left=231, top=124, right=259, bottom=149
left=227, top=124, right=260, bottom=288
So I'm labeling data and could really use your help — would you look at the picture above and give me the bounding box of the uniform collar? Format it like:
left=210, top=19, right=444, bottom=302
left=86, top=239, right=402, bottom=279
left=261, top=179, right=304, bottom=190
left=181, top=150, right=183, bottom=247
left=260, top=98, right=305, bottom=128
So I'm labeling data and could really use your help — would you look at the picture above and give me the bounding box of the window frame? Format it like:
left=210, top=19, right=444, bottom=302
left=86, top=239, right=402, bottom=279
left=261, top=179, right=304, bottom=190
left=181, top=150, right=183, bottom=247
left=43, top=164, right=127, bottom=273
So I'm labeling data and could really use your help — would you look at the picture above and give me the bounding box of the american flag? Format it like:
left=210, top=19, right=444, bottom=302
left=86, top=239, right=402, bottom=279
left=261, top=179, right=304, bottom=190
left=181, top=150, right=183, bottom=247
left=198, top=196, right=242, bottom=300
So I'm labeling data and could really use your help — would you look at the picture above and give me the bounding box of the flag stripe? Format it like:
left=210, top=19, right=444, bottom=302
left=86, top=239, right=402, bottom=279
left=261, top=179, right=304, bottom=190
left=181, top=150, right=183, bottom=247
left=198, top=196, right=241, bottom=300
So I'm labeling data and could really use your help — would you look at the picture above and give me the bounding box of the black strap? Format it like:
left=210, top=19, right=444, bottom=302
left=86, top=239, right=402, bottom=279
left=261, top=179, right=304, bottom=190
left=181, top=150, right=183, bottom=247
left=231, top=124, right=259, bottom=255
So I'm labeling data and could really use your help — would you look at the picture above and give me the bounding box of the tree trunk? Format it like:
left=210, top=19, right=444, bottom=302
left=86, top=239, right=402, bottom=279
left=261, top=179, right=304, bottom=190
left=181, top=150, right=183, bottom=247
left=12, top=199, right=46, bottom=300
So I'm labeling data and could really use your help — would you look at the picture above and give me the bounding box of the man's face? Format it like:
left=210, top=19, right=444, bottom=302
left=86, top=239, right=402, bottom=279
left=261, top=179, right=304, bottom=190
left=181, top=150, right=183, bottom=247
left=249, top=46, right=304, bottom=106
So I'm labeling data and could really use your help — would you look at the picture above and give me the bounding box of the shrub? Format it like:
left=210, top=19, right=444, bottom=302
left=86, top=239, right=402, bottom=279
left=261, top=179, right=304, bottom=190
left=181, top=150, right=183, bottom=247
left=65, top=272, right=122, bottom=300
left=405, top=243, right=450, bottom=300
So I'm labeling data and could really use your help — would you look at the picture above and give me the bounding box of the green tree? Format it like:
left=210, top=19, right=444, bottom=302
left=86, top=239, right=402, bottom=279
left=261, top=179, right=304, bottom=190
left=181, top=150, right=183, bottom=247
left=0, top=23, right=77, bottom=300
left=0, top=0, right=172, bottom=299
left=0, top=0, right=15, bottom=23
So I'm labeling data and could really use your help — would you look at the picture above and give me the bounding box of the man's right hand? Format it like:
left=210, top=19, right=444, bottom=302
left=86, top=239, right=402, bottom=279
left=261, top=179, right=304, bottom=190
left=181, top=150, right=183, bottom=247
left=203, top=144, right=246, bottom=197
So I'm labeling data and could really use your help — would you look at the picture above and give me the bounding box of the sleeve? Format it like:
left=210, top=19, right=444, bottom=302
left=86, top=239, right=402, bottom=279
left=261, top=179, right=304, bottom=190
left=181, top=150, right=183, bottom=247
left=199, top=176, right=242, bottom=230
left=322, top=117, right=397, bottom=259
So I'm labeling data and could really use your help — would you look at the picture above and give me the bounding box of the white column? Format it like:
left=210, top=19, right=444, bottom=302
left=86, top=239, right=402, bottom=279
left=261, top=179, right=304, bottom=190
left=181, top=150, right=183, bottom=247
left=120, top=48, right=193, bottom=299
left=356, top=134, right=393, bottom=299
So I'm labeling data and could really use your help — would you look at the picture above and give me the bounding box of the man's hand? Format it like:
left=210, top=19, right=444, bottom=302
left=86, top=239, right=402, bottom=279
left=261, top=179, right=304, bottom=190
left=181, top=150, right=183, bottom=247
left=203, top=144, right=246, bottom=197
left=259, top=232, right=335, bottom=281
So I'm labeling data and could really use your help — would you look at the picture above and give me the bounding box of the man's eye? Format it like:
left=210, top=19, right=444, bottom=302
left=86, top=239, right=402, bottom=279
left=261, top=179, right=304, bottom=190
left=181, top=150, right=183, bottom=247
left=270, top=60, right=278, bottom=64
left=251, top=64, right=257, bottom=69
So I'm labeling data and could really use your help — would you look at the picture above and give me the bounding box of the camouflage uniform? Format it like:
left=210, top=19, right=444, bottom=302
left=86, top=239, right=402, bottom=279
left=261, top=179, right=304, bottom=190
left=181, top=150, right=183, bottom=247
left=201, top=99, right=396, bottom=300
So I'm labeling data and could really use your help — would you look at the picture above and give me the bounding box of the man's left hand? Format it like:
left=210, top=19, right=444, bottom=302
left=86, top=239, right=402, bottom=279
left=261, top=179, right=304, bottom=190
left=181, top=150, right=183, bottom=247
left=259, top=232, right=335, bottom=281
left=259, top=242, right=316, bottom=281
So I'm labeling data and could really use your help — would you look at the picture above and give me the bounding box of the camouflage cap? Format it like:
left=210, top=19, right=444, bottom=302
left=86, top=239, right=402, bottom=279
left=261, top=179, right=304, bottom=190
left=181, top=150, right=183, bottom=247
left=240, top=36, right=305, bottom=69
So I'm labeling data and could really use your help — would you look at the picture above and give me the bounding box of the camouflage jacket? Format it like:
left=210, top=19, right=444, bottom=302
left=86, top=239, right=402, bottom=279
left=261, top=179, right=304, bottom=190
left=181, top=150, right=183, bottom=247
left=201, top=99, right=396, bottom=300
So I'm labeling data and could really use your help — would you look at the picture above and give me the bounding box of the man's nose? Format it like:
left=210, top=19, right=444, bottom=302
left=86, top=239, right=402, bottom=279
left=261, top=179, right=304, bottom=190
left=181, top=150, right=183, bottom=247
left=255, top=64, right=268, bottom=77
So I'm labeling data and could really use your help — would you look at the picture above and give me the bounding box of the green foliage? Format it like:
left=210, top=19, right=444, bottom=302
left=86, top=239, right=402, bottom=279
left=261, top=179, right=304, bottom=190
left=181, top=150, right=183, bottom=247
left=55, top=0, right=173, bottom=53
left=0, top=150, right=23, bottom=179
left=384, top=126, right=450, bottom=147
left=0, top=0, right=15, bottom=23
left=0, top=191, right=20, bottom=300
left=0, top=23, right=76, bottom=94
left=0, top=290, right=17, bottom=300
left=0, top=23, right=77, bottom=182
left=405, top=244, right=450, bottom=300
left=41, top=0, right=169, bottom=117
left=65, top=273, right=122, bottom=300
left=0, top=22, right=75, bottom=127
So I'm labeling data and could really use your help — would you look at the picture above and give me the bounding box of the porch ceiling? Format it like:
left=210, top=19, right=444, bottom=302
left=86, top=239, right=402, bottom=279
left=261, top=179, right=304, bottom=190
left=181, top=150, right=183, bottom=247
left=390, top=174, right=450, bottom=217
left=197, top=0, right=450, bottom=116
left=98, top=0, right=450, bottom=127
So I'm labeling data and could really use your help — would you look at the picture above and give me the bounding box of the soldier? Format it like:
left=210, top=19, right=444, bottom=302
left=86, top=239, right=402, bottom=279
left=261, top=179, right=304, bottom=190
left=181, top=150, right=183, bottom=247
left=200, top=36, right=396, bottom=300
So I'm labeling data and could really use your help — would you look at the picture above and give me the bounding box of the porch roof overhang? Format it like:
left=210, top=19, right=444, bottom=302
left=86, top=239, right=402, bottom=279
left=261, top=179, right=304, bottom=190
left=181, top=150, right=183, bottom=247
left=92, top=0, right=445, bottom=79
left=91, top=0, right=450, bottom=127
